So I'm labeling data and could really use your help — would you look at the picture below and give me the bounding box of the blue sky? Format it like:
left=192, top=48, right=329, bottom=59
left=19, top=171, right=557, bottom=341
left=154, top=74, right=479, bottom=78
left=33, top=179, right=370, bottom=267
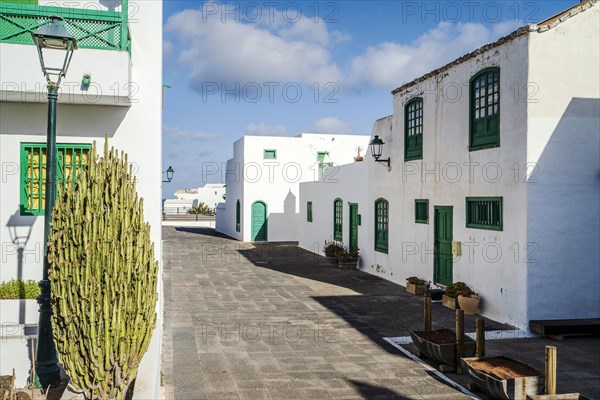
left=162, top=0, right=575, bottom=196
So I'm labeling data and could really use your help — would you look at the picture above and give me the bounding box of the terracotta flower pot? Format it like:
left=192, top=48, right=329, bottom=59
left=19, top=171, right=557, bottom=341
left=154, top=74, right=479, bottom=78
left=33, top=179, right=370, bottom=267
left=458, top=295, right=480, bottom=315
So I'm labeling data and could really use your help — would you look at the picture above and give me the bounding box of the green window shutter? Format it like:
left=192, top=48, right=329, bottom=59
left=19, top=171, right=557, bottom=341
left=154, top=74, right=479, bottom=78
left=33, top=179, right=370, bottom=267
left=333, top=198, right=343, bottom=241
left=415, top=199, right=429, bottom=223
left=405, top=98, right=423, bottom=161
left=317, top=151, right=328, bottom=162
left=374, top=198, right=389, bottom=253
left=466, top=197, right=503, bottom=230
left=307, top=201, right=313, bottom=222
left=20, top=143, right=91, bottom=216
left=264, top=149, right=277, bottom=159
left=236, top=200, right=241, bottom=232
left=470, top=68, right=500, bottom=151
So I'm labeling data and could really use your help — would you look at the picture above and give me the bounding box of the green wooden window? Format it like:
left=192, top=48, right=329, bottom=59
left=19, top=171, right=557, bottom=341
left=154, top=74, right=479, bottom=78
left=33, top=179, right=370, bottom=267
left=264, top=149, right=277, bottom=159
left=470, top=68, right=500, bottom=150
left=307, top=201, right=313, bottom=222
left=20, top=143, right=91, bottom=216
left=374, top=198, right=389, bottom=253
left=466, top=197, right=503, bottom=231
left=405, top=97, right=423, bottom=160
left=415, top=199, right=429, bottom=224
left=333, top=198, right=343, bottom=241
left=236, top=199, right=241, bottom=232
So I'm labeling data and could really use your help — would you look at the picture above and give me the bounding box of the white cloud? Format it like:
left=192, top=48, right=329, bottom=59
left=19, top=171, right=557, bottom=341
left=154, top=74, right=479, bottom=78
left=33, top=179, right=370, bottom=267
left=165, top=8, right=342, bottom=88
left=245, top=123, right=288, bottom=136
left=345, top=21, right=522, bottom=89
left=163, top=125, right=218, bottom=142
left=163, top=40, right=173, bottom=56
left=310, top=117, right=353, bottom=134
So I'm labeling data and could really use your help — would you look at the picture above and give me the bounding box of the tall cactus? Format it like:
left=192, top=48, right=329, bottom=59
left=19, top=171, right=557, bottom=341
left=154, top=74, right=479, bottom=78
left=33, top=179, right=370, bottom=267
left=47, top=139, right=158, bottom=400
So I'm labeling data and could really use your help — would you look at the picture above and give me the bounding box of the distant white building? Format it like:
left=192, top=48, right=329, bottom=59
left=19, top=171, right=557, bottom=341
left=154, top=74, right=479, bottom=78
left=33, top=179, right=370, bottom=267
left=216, top=133, right=370, bottom=242
left=174, top=183, right=226, bottom=210
left=299, top=0, right=600, bottom=329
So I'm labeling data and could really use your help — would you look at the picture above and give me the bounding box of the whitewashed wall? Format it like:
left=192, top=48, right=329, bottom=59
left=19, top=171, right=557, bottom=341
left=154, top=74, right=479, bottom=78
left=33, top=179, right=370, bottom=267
left=526, top=4, right=600, bottom=322
left=361, top=36, right=531, bottom=328
left=0, top=1, right=163, bottom=397
left=298, top=162, right=368, bottom=262
left=217, top=133, right=369, bottom=242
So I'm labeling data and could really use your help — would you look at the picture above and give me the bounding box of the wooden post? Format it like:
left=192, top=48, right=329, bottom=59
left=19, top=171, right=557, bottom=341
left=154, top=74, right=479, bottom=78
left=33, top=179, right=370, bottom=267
left=456, top=309, right=464, bottom=373
left=424, top=296, right=432, bottom=331
left=476, top=318, right=485, bottom=357
left=545, top=346, right=557, bottom=394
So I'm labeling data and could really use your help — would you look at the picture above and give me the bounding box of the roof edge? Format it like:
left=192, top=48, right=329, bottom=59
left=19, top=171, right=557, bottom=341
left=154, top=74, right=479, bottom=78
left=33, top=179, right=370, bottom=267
left=391, top=0, right=598, bottom=96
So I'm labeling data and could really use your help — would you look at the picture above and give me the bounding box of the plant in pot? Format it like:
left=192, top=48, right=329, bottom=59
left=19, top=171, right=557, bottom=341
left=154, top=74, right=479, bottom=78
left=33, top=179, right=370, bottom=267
left=323, top=240, right=345, bottom=264
left=405, top=276, right=428, bottom=295
left=442, top=281, right=472, bottom=310
left=354, top=146, right=364, bottom=162
left=47, top=139, right=158, bottom=400
left=337, top=248, right=359, bottom=270
left=457, top=289, right=480, bottom=315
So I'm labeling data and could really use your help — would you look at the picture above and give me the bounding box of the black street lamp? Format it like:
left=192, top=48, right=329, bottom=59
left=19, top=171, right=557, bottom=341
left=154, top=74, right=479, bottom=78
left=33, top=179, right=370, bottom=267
left=369, top=135, right=391, bottom=170
left=163, top=166, right=175, bottom=183
left=31, top=15, right=77, bottom=389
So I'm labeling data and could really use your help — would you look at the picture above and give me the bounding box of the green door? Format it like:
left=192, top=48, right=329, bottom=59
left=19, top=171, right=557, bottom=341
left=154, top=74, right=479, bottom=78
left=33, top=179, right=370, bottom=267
left=251, top=201, right=268, bottom=241
left=434, top=206, right=453, bottom=285
left=349, top=203, right=359, bottom=252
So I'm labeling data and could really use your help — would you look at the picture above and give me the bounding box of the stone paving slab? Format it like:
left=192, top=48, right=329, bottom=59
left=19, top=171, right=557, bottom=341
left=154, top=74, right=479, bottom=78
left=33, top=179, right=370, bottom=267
left=161, top=227, right=472, bottom=399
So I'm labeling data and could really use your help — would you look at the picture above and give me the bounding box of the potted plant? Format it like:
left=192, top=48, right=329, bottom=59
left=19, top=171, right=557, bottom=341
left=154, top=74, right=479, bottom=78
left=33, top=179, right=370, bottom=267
left=338, top=248, right=359, bottom=269
left=354, top=146, right=364, bottom=162
left=323, top=240, right=345, bottom=264
left=406, top=277, right=428, bottom=295
left=457, top=289, right=480, bottom=315
left=442, top=281, right=472, bottom=310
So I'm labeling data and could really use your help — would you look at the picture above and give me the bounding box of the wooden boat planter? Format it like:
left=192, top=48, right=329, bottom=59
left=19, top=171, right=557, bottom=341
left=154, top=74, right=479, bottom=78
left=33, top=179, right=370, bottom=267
left=410, top=329, right=475, bottom=367
left=324, top=256, right=338, bottom=264
left=406, top=282, right=427, bottom=295
left=462, top=356, right=544, bottom=400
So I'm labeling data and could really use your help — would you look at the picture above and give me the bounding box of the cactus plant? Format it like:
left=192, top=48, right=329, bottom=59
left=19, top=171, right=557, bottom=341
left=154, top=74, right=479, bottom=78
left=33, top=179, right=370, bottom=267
left=47, top=139, right=158, bottom=400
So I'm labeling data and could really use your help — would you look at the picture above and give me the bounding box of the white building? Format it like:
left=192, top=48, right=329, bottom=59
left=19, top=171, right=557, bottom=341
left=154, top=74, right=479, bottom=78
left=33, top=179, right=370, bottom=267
left=299, top=0, right=600, bottom=330
left=216, top=133, right=370, bottom=242
left=0, top=1, right=163, bottom=395
left=174, top=183, right=226, bottom=210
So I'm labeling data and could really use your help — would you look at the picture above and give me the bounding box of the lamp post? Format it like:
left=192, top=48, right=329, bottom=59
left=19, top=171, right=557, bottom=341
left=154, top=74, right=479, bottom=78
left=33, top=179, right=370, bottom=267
left=31, top=15, right=77, bottom=389
left=369, top=135, right=391, bottom=171
left=163, top=166, right=174, bottom=183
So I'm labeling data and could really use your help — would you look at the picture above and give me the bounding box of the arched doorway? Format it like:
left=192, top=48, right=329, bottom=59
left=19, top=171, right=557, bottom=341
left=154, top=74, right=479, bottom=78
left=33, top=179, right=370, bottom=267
left=251, top=201, right=268, bottom=241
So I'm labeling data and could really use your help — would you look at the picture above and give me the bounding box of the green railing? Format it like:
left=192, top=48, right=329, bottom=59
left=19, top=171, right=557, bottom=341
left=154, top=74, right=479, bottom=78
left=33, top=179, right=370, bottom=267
left=0, top=1, right=129, bottom=51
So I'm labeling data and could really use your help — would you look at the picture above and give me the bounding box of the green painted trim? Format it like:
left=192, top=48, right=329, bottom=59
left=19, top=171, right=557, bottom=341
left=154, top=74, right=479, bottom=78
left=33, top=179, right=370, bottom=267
left=415, top=199, right=429, bottom=224
left=404, top=97, right=423, bottom=161
left=0, top=2, right=126, bottom=51
left=235, top=199, right=241, bottom=232
left=1, top=0, right=38, bottom=5
left=333, top=198, right=343, bottom=241
left=20, top=142, right=91, bottom=216
left=263, top=149, right=277, bottom=159
left=374, top=197, right=388, bottom=253
left=465, top=196, right=503, bottom=231
left=469, top=67, right=500, bottom=151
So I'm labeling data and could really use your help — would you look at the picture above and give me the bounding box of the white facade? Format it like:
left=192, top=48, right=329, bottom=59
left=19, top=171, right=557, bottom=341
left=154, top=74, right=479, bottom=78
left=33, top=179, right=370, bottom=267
left=216, top=133, right=370, bottom=242
left=0, top=1, right=163, bottom=396
left=298, top=1, right=600, bottom=329
left=174, top=183, right=226, bottom=210
left=298, top=162, right=368, bottom=259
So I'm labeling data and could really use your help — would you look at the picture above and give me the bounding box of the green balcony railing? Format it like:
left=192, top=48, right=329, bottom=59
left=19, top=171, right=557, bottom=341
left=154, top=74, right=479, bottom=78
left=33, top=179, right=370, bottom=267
left=0, top=1, right=129, bottom=51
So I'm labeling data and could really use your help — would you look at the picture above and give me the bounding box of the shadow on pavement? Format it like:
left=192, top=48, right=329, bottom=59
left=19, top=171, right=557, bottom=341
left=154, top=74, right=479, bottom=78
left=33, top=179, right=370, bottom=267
left=347, top=379, right=412, bottom=399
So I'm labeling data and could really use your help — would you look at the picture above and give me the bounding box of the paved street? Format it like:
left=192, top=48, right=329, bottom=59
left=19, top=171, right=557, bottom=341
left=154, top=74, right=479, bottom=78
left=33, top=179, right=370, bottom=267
left=161, top=226, right=474, bottom=399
